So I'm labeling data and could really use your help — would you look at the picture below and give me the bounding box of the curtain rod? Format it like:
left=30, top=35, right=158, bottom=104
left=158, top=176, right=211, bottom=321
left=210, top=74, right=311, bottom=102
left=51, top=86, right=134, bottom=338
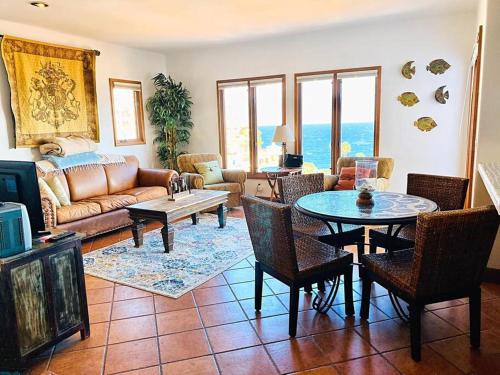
left=0, top=34, right=101, bottom=56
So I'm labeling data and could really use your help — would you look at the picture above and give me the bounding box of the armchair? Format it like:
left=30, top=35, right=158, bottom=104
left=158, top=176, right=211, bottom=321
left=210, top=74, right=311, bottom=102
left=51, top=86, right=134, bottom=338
left=177, top=153, right=247, bottom=208
left=324, top=156, right=394, bottom=191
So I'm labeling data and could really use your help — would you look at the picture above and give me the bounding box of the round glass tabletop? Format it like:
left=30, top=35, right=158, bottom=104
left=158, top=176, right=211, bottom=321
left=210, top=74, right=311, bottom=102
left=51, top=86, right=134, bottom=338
left=295, top=190, right=439, bottom=225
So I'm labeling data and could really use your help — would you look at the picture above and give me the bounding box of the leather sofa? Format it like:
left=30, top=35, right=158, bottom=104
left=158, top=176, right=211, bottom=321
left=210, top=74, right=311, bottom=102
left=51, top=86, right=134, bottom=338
left=324, top=156, right=394, bottom=191
left=177, top=153, right=246, bottom=208
left=39, top=155, right=178, bottom=237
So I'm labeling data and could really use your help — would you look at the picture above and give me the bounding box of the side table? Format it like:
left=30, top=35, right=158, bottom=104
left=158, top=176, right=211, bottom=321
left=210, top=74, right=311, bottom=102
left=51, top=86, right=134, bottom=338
left=260, top=166, right=302, bottom=201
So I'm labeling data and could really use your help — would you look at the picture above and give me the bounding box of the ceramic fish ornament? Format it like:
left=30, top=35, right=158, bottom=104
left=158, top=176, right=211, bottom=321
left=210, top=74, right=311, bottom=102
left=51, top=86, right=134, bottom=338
left=414, top=117, right=437, bottom=132
left=435, top=85, right=449, bottom=104
left=401, top=61, right=416, bottom=79
left=397, top=92, right=420, bottom=107
left=426, top=59, right=451, bottom=75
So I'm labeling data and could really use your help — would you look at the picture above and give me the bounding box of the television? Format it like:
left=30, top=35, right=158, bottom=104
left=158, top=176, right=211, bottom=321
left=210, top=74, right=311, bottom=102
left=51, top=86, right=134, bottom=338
left=0, top=160, right=45, bottom=235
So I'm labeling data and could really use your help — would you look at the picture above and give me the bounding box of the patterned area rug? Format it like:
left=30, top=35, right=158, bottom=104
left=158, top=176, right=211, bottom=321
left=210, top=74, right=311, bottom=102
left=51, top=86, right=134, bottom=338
left=83, top=215, right=253, bottom=298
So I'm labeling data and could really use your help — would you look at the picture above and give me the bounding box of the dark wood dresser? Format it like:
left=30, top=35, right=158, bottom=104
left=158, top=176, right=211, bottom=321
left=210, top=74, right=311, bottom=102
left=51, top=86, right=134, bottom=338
left=0, top=235, right=90, bottom=371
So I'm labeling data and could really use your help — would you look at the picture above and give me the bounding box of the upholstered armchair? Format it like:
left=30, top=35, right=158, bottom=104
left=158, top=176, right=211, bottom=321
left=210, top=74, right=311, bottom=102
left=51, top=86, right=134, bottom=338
left=324, top=156, right=394, bottom=191
left=177, top=153, right=247, bottom=208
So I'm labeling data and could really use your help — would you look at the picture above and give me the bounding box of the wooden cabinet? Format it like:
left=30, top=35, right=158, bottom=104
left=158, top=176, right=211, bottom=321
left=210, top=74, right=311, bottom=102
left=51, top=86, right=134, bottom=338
left=0, top=236, right=89, bottom=371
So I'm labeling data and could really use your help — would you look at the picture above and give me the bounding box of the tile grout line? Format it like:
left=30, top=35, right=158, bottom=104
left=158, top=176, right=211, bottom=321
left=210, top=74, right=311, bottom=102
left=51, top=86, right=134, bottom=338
left=191, top=291, right=223, bottom=374
left=221, top=264, right=282, bottom=374
left=101, top=282, right=117, bottom=375
left=151, top=292, right=163, bottom=375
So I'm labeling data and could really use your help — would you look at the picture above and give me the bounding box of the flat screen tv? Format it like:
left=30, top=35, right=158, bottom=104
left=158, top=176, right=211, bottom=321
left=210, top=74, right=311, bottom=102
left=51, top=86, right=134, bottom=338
left=0, top=160, right=45, bottom=235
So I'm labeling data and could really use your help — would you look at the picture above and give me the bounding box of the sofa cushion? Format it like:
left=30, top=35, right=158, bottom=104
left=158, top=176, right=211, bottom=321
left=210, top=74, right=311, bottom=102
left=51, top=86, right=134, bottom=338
left=85, top=194, right=137, bottom=213
left=118, top=186, right=167, bottom=203
left=205, top=182, right=241, bottom=194
left=104, top=155, right=139, bottom=194
left=334, top=167, right=356, bottom=191
left=65, top=165, right=108, bottom=201
left=57, top=201, right=102, bottom=224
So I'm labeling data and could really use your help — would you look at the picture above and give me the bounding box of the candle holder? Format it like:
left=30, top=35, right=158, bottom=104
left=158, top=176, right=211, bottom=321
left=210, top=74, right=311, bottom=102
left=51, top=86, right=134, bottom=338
left=356, top=187, right=375, bottom=207
left=355, top=160, right=378, bottom=207
left=168, top=175, right=193, bottom=201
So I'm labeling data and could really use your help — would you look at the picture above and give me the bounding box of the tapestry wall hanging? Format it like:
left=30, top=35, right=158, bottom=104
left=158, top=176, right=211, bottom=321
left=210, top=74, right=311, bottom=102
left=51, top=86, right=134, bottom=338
left=1, top=36, right=99, bottom=148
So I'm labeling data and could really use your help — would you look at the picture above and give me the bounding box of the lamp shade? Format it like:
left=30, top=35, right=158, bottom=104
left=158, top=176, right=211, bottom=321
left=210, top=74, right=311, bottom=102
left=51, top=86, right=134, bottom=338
left=272, top=126, right=292, bottom=143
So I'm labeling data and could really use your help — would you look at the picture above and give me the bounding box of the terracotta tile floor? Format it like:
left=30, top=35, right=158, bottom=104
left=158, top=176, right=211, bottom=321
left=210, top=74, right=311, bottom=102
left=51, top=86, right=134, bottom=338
left=26, top=208, right=500, bottom=374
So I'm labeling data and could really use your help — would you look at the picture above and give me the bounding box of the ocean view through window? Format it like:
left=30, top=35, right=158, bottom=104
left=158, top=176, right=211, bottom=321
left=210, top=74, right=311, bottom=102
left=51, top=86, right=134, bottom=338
left=295, top=67, right=380, bottom=173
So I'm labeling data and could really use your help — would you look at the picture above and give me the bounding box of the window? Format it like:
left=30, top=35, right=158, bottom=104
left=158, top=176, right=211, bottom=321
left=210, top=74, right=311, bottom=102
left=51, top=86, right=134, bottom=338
left=109, top=78, right=146, bottom=146
left=295, top=67, right=381, bottom=174
left=217, top=75, right=285, bottom=175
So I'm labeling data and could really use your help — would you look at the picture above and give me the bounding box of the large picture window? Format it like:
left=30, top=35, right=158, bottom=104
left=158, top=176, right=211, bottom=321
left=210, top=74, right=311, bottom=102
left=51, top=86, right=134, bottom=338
left=217, top=75, right=285, bottom=175
left=295, top=67, right=381, bottom=173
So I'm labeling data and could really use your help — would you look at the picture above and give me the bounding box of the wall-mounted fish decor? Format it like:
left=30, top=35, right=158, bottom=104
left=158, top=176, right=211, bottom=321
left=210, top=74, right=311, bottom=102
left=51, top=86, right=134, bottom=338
left=414, top=117, right=437, bottom=132
left=401, top=61, right=416, bottom=79
left=426, top=59, right=451, bottom=75
left=435, top=85, right=449, bottom=104
left=397, top=92, right=420, bottom=107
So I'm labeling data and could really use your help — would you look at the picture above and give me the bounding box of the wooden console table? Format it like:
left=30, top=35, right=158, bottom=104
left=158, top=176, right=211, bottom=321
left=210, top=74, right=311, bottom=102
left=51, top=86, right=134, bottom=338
left=0, top=235, right=89, bottom=371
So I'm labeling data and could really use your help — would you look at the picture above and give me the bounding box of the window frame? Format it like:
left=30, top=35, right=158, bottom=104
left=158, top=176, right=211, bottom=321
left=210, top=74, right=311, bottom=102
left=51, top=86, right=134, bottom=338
left=109, top=78, right=146, bottom=147
left=216, top=74, right=286, bottom=178
left=294, top=66, right=381, bottom=173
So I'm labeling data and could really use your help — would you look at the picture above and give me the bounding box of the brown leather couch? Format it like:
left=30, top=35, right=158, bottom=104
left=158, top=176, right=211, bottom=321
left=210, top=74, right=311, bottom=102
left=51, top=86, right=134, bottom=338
left=39, top=155, right=178, bottom=237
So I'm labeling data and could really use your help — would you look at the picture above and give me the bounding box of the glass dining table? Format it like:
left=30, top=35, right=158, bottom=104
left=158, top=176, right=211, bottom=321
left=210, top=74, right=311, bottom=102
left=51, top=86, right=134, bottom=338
left=295, top=190, right=438, bottom=317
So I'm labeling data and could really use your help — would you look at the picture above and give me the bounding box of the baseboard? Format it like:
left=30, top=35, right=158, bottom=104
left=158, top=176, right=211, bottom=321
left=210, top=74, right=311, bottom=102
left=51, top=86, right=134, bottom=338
left=484, top=267, right=500, bottom=283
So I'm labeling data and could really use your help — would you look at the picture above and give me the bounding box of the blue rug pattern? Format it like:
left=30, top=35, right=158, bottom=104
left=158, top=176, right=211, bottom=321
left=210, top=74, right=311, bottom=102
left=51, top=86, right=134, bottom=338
left=83, top=215, right=253, bottom=298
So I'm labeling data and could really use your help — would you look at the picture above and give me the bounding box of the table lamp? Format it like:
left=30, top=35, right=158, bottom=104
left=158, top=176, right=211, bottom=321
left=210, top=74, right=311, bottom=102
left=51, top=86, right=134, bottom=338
left=272, top=125, right=291, bottom=167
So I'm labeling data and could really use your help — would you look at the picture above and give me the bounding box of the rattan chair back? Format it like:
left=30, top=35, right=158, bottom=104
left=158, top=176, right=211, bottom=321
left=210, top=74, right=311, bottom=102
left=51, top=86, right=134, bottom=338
left=277, top=173, right=324, bottom=225
left=241, top=195, right=299, bottom=279
left=411, top=206, right=499, bottom=300
left=407, top=174, right=469, bottom=211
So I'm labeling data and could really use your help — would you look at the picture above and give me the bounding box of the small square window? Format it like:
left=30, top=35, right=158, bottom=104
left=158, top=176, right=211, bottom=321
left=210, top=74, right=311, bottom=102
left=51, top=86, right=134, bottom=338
left=109, top=78, right=146, bottom=146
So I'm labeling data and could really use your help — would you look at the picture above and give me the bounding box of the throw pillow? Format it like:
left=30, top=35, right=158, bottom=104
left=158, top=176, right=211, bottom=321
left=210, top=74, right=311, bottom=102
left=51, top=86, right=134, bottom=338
left=334, top=167, right=355, bottom=191
left=38, top=177, right=61, bottom=208
left=47, top=176, right=71, bottom=206
left=194, top=160, right=224, bottom=185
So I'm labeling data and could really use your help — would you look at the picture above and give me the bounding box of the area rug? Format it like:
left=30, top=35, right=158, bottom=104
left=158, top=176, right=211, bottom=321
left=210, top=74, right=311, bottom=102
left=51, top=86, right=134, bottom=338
left=83, top=214, right=253, bottom=298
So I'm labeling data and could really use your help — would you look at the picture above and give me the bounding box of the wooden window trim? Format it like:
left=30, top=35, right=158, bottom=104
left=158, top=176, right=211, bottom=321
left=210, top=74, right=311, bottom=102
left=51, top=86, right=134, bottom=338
left=294, top=66, right=382, bottom=173
left=109, top=78, right=146, bottom=147
left=216, top=74, right=286, bottom=179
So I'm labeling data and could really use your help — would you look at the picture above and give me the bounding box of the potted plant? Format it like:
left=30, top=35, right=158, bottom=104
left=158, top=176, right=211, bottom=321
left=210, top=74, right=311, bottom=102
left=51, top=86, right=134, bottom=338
left=146, top=73, right=193, bottom=171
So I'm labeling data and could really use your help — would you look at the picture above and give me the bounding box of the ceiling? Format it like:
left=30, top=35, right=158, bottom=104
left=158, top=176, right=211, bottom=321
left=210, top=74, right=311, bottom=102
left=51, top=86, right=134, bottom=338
left=0, top=0, right=476, bottom=51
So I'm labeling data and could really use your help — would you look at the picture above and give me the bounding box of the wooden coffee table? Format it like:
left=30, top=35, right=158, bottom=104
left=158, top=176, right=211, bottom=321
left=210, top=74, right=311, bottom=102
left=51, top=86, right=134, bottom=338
left=126, top=189, right=229, bottom=253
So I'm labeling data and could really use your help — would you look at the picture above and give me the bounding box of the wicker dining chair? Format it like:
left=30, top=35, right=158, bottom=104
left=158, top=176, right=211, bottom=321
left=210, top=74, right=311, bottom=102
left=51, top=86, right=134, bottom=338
left=277, top=173, right=365, bottom=261
left=242, top=195, right=354, bottom=336
left=369, top=173, right=469, bottom=253
left=360, top=206, right=499, bottom=361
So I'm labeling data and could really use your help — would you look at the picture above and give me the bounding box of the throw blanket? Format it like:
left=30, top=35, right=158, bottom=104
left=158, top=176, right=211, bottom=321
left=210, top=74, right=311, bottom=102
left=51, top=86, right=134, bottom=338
left=37, top=153, right=126, bottom=176
left=39, top=135, right=98, bottom=157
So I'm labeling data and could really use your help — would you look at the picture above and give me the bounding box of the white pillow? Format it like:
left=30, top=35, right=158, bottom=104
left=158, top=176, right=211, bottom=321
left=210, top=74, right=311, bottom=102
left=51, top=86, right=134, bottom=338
left=46, top=176, right=71, bottom=206
left=38, top=177, right=61, bottom=208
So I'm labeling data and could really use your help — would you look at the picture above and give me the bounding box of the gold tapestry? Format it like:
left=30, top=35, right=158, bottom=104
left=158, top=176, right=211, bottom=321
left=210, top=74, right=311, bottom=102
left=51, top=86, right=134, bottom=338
left=1, top=36, right=99, bottom=148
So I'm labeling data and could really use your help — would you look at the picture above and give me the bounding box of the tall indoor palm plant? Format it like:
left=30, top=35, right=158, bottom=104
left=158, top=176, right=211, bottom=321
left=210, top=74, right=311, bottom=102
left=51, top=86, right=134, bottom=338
left=146, top=73, right=193, bottom=170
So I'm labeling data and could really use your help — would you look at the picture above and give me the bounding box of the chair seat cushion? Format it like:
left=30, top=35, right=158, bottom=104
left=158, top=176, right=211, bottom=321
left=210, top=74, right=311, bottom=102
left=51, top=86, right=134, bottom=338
left=118, top=186, right=167, bottom=203
left=85, top=194, right=137, bottom=213
left=295, top=237, right=353, bottom=279
left=361, top=249, right=415, bottom=298
left=205, top=182, right=242, bottom=194
left=57, top=201, right=102, bottom=224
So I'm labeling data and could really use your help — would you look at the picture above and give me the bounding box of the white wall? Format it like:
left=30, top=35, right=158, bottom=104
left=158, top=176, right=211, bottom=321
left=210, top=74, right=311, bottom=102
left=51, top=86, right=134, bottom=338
left=0, top=19, right=166, bottom=167
left=165, top=11, right=476, bottom=195
left=473, top=0, right=500, bottom=269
